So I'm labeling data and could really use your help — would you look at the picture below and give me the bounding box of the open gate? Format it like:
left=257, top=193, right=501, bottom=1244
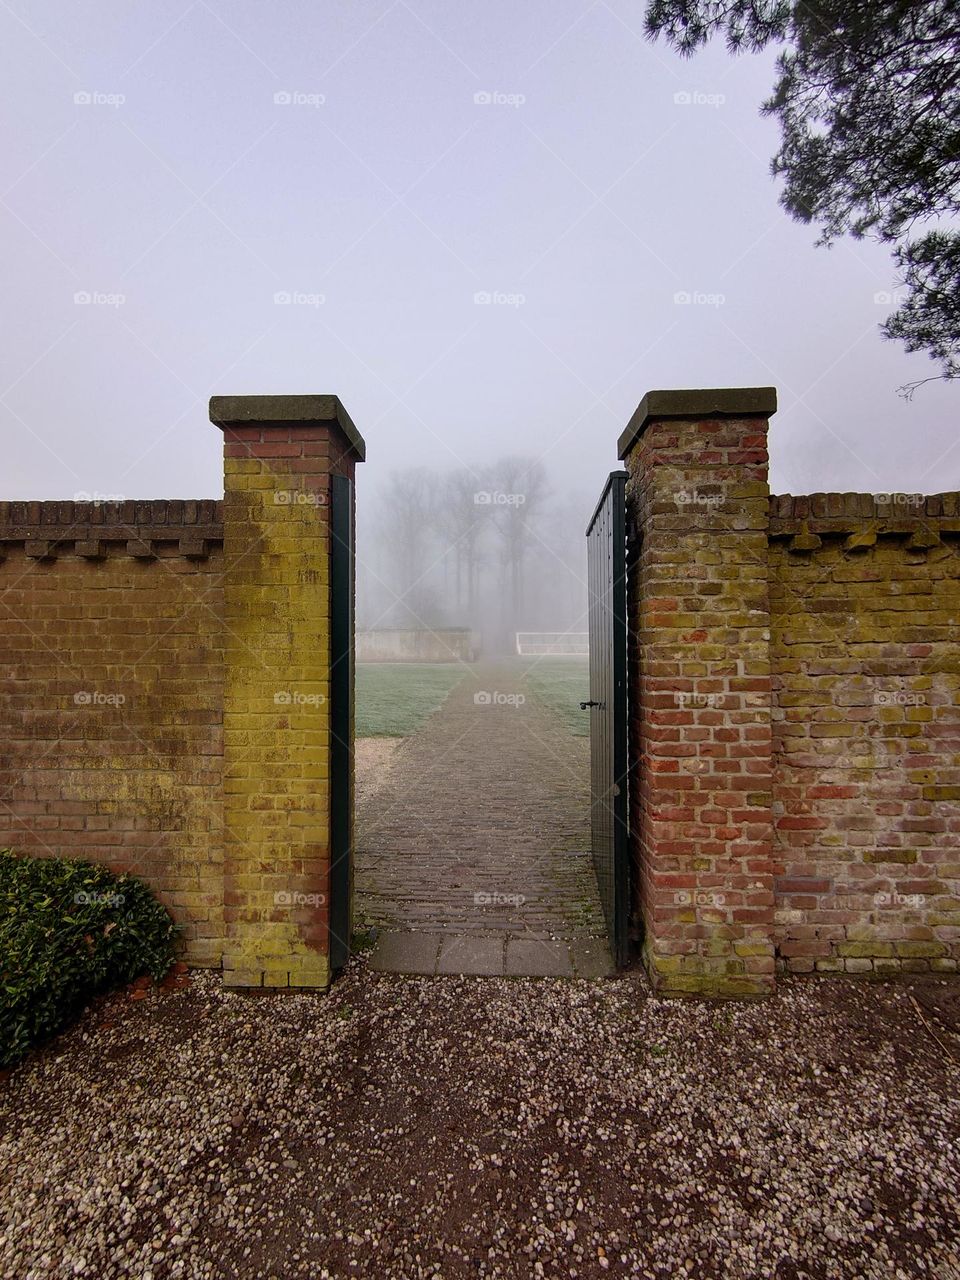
left=584, top=471, right=630, bottom=966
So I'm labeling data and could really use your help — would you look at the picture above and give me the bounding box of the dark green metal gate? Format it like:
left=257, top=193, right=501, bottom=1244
left=329, top=473, right=354, bottom=972
left=584, top=471, right=630, bottom=966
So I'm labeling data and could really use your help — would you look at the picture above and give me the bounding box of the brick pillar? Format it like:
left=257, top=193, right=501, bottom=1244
left=618, top=388, right=777, bottom=997
left=209, top=395, right=365, bottom=989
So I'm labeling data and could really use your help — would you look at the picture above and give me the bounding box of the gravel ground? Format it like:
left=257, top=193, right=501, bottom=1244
left=1, top=964, right=959, bottom=1280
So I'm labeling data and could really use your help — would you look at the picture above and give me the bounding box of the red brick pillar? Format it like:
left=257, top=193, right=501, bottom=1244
left=209, top=395, right=364, bottom=989
left=619, top=388, right=777, bottom=997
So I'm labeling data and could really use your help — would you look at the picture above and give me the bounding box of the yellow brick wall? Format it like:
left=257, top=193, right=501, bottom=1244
left=220, top=425, right=350, bottom=988
left=770, top=495, right=960, bottom=974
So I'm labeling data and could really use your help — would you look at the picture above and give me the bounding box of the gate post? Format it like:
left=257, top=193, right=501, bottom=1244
left=618, top=388, right=776, bottom=997
left=210, top=395, right=364, bottom=989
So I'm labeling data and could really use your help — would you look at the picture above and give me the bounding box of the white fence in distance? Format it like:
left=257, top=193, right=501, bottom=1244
left=515, top=631, right=589, bottom=656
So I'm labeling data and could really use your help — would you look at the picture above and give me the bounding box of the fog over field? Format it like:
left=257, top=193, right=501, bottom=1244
left=358, top=456, right=589, bottom=651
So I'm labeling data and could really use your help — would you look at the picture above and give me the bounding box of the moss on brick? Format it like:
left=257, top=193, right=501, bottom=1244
left=862, top=849, right=919, bottom=864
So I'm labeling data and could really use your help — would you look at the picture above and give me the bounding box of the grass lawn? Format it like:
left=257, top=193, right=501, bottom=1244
left=355, top=663, right=468, bottom=737
left=521, top=657, right=591, bottom=735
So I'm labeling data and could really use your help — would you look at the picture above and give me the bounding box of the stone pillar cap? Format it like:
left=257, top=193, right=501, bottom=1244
left=617, top=387, right=776, bottom=460
left=209, top=394, right=365, bottom=461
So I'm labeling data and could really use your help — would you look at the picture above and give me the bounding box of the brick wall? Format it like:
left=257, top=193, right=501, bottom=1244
left=620, top=389, right=960, bottom=997
left=620, top=389, right=776, bottom=997
left=3, top=386, right=955, bottom=997
left=0, top=395, right=363, bottom=988
left=770, top=494, right=960, bottom=976
left=0, top=500, right=225, bottom=965
left=212, top=396, right=361, bottom=989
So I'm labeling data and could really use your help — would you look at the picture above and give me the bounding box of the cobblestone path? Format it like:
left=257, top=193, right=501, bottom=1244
left=355, top=661, right=610, bottom=976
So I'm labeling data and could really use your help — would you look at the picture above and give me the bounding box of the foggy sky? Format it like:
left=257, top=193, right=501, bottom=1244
left=2, top=0, right=957, bottom=517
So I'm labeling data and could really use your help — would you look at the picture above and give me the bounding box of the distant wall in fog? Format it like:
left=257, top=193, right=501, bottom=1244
left=357, top=628, right=475, bottom=663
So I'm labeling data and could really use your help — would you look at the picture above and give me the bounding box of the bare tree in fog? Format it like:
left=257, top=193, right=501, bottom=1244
left=361, top=456, right=588, bottom=653
left=485, top=456, right=550, bottom=651
left=438, top=469, right=486, bottom=620
left=376, top=468, right=445, bottom=627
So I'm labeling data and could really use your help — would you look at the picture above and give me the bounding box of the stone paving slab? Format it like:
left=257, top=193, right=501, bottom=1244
left=436, top=935, right=505, bottom=976
left=505, top=938, right=573, bottom=977
left=367, top=931, right=443, bottom=974
left=367, top=930, right=614, bottom=978
left=568, top=939, right=616, bottom=979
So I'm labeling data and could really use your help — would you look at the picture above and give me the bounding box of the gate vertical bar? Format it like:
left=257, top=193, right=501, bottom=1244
left=586, top=470, right=630, bottom=966
left=329, top=472, right=354, bottom=972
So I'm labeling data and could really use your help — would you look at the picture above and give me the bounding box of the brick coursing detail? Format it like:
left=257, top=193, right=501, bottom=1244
left=3, top=398, right=955, bottom=995
left=624, top=415, right=776, bottom=998
left=0, top=500, right=223, bottom=560
left=769, top=501, right=960, bottom=976
left=0, top=531, right=225, bottom=966
left=769, top=492, right=960, bottom=523
left=623, top=407, right=960, bottom=995
left=219, top=423, right=355, bottom=989
left=0, top=416, right=356, bottom=986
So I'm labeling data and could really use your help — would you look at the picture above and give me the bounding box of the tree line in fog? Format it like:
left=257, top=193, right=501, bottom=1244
left=357, top=456, right=591, bottom=655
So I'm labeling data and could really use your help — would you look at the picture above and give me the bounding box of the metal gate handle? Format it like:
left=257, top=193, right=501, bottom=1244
left=579, top=700, right=604, bottom=710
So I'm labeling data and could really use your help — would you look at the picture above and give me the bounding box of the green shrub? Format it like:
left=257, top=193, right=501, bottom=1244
left=0, top=849, right=177, bottom=1069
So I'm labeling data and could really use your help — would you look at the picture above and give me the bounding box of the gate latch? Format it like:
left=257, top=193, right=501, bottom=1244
left=579, top=700, right=603, bottom=710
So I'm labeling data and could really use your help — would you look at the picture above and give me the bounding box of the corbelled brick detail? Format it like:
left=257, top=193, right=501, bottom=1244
left=621, top=389, right=777, bottom=997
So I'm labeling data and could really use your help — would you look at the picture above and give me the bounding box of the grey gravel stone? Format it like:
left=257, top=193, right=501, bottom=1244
left=0, top=964, right=958, bottom=1280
